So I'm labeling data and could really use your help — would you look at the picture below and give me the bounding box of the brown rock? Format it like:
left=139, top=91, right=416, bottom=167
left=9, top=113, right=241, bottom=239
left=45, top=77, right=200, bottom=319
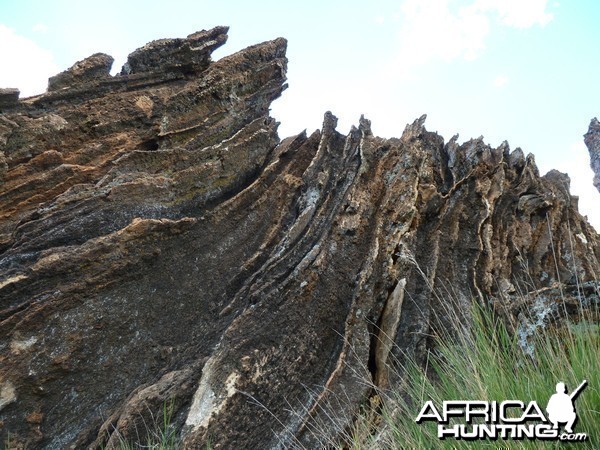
left=0, top=27, right=598, bottom=449
left=121, top=26, right=229, bottom=75
left=47, top=53, right=114, bottom=91
left=25, top=411, right=43, bottom=424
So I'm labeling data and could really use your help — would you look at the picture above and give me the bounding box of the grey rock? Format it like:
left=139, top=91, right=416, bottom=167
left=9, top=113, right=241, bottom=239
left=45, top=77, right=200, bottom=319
left=584, top=117, right=600, bottom=193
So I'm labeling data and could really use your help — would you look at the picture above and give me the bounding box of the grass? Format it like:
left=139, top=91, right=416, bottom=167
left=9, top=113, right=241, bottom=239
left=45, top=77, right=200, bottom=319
left=103, top=399, right=213, bottom=450
left=350, top=298, right=599, bottom=449
left=4, top=298, right=596, bottom=450
left=110, top=400, right=181, bottom=450
left=106, top=287, right=597, bottom=450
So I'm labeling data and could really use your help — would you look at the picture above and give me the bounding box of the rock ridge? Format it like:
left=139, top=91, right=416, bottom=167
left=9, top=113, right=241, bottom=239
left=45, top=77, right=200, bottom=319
left=585, top=117, right=600, bottom=194
left=0, top=27, right=598, bottom=449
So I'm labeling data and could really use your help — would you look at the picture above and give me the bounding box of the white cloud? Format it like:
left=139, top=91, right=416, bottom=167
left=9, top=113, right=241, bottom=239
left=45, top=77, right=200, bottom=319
left=476, top=0, right=553, bottom=28
left=394, top=0, right=490, bottom=74
left=32, top=23, right=49, bottom=33
left=554, top=141, right=600, bottom=231
left=388, top=0, right=553, bottom=77
left=493, top=74, right=509, bottom=87
left=0, top=24, right=59, bottom=97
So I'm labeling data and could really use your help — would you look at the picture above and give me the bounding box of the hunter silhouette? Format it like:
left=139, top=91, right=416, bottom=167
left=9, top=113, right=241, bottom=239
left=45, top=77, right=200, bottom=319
left=546, top=380, right=587, bottom=433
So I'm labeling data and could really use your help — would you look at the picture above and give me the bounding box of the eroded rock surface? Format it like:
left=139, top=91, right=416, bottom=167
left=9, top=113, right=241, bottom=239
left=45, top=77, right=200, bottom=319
left=1, top=27, right=598, bottom=449
left=585, top=117, right=600, bottom=194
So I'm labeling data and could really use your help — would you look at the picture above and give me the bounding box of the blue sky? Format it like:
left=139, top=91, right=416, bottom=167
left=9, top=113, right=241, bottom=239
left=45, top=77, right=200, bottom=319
left=1, top=0, right=598, bottom=228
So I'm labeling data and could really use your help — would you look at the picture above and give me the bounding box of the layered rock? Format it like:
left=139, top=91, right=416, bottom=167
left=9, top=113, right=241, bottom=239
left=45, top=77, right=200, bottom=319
left=585, top=117, right=600, bottom=194
left=0, top=27, right=598, bottom=449
left=0, top=89, right=20, bottom=109
left=47, top=53, right=114, bottom=92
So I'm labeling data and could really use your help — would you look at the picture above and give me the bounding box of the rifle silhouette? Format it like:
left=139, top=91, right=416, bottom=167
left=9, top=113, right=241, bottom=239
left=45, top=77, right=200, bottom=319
left=570, top=380, right=587, bottom=401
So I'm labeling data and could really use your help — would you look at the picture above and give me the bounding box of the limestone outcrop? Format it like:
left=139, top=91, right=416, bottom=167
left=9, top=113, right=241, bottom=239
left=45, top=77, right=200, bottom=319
left=1, top=27, right=598, bottom=449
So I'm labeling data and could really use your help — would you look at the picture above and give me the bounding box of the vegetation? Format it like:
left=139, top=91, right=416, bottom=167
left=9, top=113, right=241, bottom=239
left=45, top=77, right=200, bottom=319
left=4, top=300, right=596, bottom=450
left=111, top=401, right=181, bottom=450
left=350, top=299, right=599, bottom=449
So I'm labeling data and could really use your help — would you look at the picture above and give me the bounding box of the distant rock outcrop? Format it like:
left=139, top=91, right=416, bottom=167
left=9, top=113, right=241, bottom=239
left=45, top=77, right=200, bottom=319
left=1, top=27, right=598, bottom=449
left=585, top=117, right=600, bottom=194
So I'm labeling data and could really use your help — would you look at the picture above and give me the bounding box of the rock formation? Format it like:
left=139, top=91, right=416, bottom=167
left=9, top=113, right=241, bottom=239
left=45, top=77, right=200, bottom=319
left=0, top=27, right=598, bottom=449
left=585, top=117, right=600, bottom=194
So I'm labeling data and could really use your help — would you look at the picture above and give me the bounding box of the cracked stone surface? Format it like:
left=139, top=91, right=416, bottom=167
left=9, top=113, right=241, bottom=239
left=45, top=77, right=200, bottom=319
left=0, top=27, right=599, bottom=449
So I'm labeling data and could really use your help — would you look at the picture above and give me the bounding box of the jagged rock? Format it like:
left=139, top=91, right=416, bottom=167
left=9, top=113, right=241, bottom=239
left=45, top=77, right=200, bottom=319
left=47, top=53, right=114, bottom=91
left=121, top=26, right=228, bottom=75
left=0, top=27, right=599, bottom=449
left=585, top=117, right=600, bottom=194
left=0, top=88, right=20, bottom=110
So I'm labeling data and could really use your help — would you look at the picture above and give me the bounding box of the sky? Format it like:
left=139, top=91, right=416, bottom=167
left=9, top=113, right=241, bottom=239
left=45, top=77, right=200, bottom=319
left=1, top=0, right=598, bottom=229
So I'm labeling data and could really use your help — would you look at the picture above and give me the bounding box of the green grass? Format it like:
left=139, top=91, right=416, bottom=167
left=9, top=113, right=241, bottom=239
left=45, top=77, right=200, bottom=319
left=111, top=400, right=181, bottom=450
left=351, top=300, right=599, bottom=449
left=104, top=398, right=213, bottom=450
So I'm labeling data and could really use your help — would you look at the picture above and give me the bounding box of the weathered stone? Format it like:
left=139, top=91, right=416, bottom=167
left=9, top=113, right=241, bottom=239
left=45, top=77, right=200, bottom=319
left=0, top=88, right=19, bottom=109
left=0, top=27, right=598, bottom=449
left=585, top=117, right=600, bottom=193
left=47, top=53, right=114, bottom=91
left=493, top=281, right=600, bottom=357
left=121, top=26, right=229, bottom=75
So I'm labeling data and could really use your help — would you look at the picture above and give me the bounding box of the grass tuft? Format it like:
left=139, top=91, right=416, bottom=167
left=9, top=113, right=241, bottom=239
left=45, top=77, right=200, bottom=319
left=351, top=300, right=599, bottom=449
left=110, top=400, right=181, bottom=450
